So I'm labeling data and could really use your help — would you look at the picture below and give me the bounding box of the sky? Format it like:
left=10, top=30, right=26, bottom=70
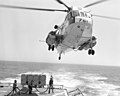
left=0, top=0, right=120, bottom=66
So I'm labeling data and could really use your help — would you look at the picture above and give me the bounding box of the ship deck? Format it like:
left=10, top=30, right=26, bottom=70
left=0, top=85, right=67, bottom=96
left=0, top=83, right=83, bottom=96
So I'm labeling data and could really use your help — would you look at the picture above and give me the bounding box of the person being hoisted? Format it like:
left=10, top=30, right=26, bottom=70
left=46, top=30, right=56, bottom=51
left=46, top=30, right=64, bottom=51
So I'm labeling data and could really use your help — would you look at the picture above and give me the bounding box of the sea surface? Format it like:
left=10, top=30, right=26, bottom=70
left=0, top=60, right=120, bottom=96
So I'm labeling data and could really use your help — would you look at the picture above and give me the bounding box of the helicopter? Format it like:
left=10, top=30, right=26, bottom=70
left=0, top=0, right=120, bottom=60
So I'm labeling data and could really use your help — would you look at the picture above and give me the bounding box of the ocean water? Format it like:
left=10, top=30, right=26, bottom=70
left=0, top=61, right=120, bottom=96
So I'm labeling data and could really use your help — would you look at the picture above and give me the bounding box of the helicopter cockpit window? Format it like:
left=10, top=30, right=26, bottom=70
left=65, top=11, right=79, bottom=20
left=71, top=11, right=79, bottom=17
left=80, top=12, right=90, bottom=18
left=85, top=13, right=87, bottom=17
left=80, top=12, right=85, bottom=17
left=68, top=12, right=72, bottom=19
left=65, top=12, right=72, bottom=20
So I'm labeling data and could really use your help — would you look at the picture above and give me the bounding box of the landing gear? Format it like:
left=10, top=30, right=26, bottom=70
left=58, top=56, right=61, bottom=60
left=88, top=49, right=95, bottom=55
left=88, top=38, right=96, bottom=55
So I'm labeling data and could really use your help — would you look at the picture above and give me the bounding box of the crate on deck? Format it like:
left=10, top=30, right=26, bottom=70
left=21, top=74, right=28, bottom=85
left=39, top=75, right=46, bottom=88
left=21, top=74, right=46, bottom=88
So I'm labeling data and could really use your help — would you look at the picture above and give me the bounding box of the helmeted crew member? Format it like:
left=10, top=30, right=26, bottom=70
left=55, top=34, right=64, bottom=46
left=46, top=30, right=64, bottom=50
left=46, top=31, right=56, bottom=51
left=48, top=75, right=54, bottom=93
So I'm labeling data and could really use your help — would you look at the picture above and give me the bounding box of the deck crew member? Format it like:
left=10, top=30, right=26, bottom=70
left=48, top=75, right=54, bottom=93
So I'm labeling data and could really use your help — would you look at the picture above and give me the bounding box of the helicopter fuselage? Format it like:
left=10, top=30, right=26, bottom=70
left=56, top=8, right=94, bottom=53
left=46, top=7, right=96, bottom=60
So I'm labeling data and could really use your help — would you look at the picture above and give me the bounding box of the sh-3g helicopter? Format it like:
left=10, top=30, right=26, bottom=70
left=0, top=0, right=120, bottom=60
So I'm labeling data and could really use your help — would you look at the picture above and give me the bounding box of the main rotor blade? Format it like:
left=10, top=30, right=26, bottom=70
left=84, top=0, right=108, bottom=8
left=56, top=0, right=70, bottom=10
left=0, top=4, right=68, bottom=12
left=92, top=14, right=120, bottom=20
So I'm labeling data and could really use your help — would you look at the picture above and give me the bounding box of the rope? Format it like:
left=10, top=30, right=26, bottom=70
left=35, top=87, right=49, bottom=94
left=77, top=88, right=84, bottom=96
left=35, top=84, right=63, bottom=94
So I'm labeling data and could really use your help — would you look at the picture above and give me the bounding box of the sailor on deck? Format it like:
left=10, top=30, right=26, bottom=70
left=7, top=80, right=20, bottom=96
left=48, top=75, right=54, bottom=94
left=28, top=80, right=33, bottom=94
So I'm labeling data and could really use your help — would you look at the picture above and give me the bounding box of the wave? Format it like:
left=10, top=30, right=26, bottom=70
left=79, top=73, right=120, bottom=96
